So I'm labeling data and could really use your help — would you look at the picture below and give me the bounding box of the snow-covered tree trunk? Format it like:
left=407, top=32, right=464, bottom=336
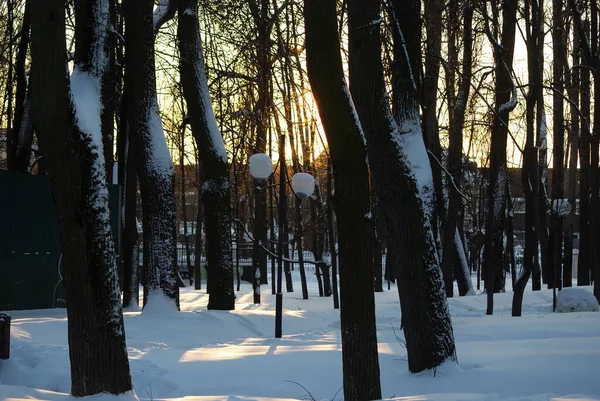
left=124, top=0, right=179, bottom=311
left=349, top=0, right=457, bottom=373
left=30, top=0, right=132, bottom=395
left=178, top=0, right=235, bottom=310
left=454, top=229, right=475, bottom=296
left=305, top=1, right=381, bottom=398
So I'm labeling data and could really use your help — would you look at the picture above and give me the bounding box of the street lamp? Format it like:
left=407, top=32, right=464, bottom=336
left=249, top=153, right=273, bottom=305
left=291, top=173, right=315, bottom=199
left=250, top=148, right=315, bottom=339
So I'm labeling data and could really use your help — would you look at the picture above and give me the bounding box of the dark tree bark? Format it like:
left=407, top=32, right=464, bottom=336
left=122, top=134, right=139, bottom=308
left=294, top=196, right=309, bottom=299
left=548, top=0, right=565, bottom=296
left=349, top=0, right=457, bottom=372
left=195, top=161, right=204, bottom=290
left=248, top=0, right=271, bottom=286
left=326, top=157, right=340, bottom=309
left=30, top=0, right=132, bottom=394
left=591, top=0, right=600, bottom=291
left=564, top=14, right=580, bottom=289
left=13, top=92, right=34, bottom=173
left=483, top=0, right=518, bottom=314
left=101, top=0, right=117, bottom=180
left=180, top=137, right=193, bottom=285
left=569, top=0, right=592, bottom=286
left=178, top=0, right=235, bottom=310
left=513, top=0, right=542, bottom=316
left=5, top=0, right=15, bottom=170
left=124, top=0, right=179, bottom=310
left=442, top=0, right=474, bottom=297
left=10, top=0, right=31, bottom=173
left=305, top=1, right=381, bottom=398
left=421, top=0, right=445, bottom=238
left=372, top=196, right=384, bottom=292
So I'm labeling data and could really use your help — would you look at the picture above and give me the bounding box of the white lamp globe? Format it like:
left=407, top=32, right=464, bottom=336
left=292, top=173, right=315, bottom=199
left=249, top=153, right=273, bottom=181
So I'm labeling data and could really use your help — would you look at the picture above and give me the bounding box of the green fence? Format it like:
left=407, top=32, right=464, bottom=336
left=0, top=170, right=120, bottom=311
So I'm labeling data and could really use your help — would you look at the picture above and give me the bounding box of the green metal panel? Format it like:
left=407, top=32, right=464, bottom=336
left=0, top=170, right=120, bottom=311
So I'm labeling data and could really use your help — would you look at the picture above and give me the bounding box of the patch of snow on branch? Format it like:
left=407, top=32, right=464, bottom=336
left=556, top=288, right=599, bottom=313
left=152, top=0, right=171, bottom=32
left=184, top=14, right=228, bottom=164
left=70, top=68, right=103, bottom=150
left=147, top=104, right=175, bottom=177
left=394, top=112, right=436, bottom=217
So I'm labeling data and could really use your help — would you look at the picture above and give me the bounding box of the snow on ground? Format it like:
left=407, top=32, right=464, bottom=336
left=1, top=271, right=599, bottom=401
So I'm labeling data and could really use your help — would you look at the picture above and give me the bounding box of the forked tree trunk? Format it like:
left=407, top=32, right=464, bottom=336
left=30, top=0, right=132, bottom=394
left=178, top=0, right=235, bottom=310
left=349, top=0, right=457, bottom=373
left=124, top=0, right=179, bottom=310
left=305, top=1, right=381, bottom=398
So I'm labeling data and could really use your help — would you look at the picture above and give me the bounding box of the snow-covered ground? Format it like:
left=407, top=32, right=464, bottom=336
left=1, top=270, right=599, bottom=401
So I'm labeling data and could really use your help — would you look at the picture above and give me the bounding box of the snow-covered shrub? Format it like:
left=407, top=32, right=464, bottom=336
left=556, top=288, right=599, bottom=313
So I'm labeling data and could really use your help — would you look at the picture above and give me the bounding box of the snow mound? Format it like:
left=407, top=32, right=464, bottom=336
left=556, top=288, right=599, bottom=313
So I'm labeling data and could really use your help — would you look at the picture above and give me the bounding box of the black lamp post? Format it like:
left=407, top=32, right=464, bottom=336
left=249, top=153, right=274, bottom=305
left=250, top=137, right=315, bottom=339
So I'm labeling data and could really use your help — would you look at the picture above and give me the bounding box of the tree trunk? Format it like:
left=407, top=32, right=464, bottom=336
left=11, top=0, right=31, bottom=173
left=248, top=0, right=270, bottom=286
left=548, top=0, right=565, bottom=294
left=122, top=133, right=139, bottom=308
left=564, top=14, right=579, bottom=289
left=372, top=198, right=384, bottom=292
left=14, top=91, right=34, bottom=173
left=420, top=0, right=445, bottom=255
left=348, top=0, right=457, bottom=373
left=454, top=228, right=474, bottom=295
left=442, top=0, right=473, bottom=298
left=124, top=0, right=179, bottom=310
left=579, top=41, right=591, bottom=286
left=295, top=197, right=309, bottom=299
left=178, top=0, right=235, bottom=310
left=194, top=161, right=204, bottom=290
left=483, top=0, right=518, bottom=314
left=180, top=138, right=193, bottom=286
left=514, top=0, right=542, bottom=316
left=30, top=0, right=132, bottom=394
left=326, top=157, right=340, bottom=308
left=305, top=1, right=381, bottom=397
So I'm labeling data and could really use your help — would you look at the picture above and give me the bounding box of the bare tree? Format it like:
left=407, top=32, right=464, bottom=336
left=178, top=0, right=235, bottom=310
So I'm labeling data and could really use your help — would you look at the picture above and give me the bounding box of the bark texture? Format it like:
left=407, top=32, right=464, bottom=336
left=178, top=0, right=235, bottom=310
left=305, top=1, right=381, bottom=398
left=30, top=0, right=132, bottom=394
left=124, top=0, right=179, bottom=310
left=349, top=0, right=457, bottom=373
